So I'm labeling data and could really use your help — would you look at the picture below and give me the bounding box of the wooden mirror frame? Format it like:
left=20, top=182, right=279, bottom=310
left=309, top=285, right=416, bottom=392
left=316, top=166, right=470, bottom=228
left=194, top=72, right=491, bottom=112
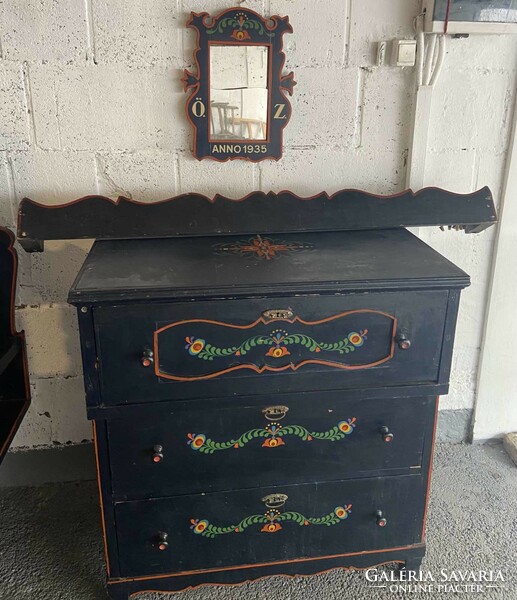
left=182, top=8, right=296, bottom=162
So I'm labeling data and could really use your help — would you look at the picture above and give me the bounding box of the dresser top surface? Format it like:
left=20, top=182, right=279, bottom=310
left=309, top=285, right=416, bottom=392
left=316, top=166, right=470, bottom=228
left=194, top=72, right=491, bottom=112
left=68, top=228, right=469, bottom=304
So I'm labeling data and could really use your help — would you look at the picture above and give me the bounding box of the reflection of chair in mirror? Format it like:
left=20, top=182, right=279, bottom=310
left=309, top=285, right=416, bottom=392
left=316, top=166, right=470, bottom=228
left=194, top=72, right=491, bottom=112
left=210, top=102, right=245, bottom=139
left=231, top=117, right=267, bottom=140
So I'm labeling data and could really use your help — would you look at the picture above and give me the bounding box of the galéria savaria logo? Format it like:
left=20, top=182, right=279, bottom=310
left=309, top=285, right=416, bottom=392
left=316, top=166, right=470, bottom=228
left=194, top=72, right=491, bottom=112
left=364, top=569, right=505, bottom=594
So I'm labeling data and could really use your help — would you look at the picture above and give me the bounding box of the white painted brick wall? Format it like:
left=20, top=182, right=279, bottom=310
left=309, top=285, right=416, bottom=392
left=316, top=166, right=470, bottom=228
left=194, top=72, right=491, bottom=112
left=420, top=33, right=517, bottom=411
left=92, top=0, right=184, bottom=67
left=1, top=0, right=516, bottom=447
left=0, top=0, right=89, bottom=63
left=16, top=305, right=82, bottom=378
left=28, top=64, right=188, bottom=152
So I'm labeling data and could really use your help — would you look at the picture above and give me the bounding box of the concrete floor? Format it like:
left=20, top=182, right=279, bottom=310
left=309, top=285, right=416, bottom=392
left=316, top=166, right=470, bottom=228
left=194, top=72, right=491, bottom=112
left=0, top=443, right=516, bottom=600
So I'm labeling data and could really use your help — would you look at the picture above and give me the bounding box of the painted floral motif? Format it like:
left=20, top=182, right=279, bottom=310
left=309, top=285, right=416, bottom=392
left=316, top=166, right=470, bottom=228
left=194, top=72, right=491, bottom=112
left=213, top=235, right=313, bottom=260
left=262, top=520, right=282, bottom=533
left=190, top=504, right=352, bottom=538
left=338, top=420, right=354, bottom=434
left=188, top=433, right=207, bottom=450
left=185, top=329, right=368, bottom=362
left=231, top=27, right=251, bottom=41
left=348, top=331, right=365, bottom=347
left=265, top=330, right=294, bottom=357
left=207, top=12, right=274, bottom=39
left=261, top=421, right=285, bottom=447
left=265, top=346, right=290, bottom=358
left=185, top=337, right=206, bottom=356
left=187, top=417, right=357, bottom=454
left=191, top=519, right=209, bottom=535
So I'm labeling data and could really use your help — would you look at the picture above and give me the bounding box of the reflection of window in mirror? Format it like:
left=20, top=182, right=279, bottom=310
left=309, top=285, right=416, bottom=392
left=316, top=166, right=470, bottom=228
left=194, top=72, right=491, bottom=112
left=209, top=45, right=269, bottom=141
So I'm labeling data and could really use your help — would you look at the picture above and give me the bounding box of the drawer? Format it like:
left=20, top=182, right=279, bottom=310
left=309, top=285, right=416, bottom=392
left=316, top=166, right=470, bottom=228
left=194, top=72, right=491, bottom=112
left=108, top=394, right=434, bottom=500
left=114, top=474, right=425, bottom=577
left=94, top=291, right=451, bottom=405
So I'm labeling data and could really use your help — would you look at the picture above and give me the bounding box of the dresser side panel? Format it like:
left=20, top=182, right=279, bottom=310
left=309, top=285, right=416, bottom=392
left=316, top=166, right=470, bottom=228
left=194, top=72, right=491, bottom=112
left=77, top=306, right=101, bottom=409
left=93, top=420, right=121, bottom=578
left=437, top=290, right=462, bottom=386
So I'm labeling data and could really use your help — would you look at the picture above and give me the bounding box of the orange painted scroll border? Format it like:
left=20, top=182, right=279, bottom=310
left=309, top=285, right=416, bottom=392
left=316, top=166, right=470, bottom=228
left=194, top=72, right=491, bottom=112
left=154, top=309, right=397, bottom=382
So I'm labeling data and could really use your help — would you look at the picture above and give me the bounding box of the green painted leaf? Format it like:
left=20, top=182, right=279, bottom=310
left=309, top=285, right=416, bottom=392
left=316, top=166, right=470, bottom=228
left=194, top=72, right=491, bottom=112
left=278, top=511, right=306, bottom=525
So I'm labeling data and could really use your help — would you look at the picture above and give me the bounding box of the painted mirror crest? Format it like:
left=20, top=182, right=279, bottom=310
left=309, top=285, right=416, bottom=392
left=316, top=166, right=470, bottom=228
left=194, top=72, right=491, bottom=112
left=182, top=8, right=296, bottom=162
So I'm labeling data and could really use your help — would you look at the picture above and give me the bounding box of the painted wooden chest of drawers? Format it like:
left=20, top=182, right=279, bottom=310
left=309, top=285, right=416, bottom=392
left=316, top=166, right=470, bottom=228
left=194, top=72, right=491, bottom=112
left=69, top=228, right=469, bottom=599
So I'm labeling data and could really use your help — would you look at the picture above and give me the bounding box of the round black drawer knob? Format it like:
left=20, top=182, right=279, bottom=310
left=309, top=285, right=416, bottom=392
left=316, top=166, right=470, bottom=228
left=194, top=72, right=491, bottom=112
left=395, top=333, right=411, bottom=350
left=141, top=349, right=154, bottom=367
left=376, top=510, right=387, bottom=527
left=152, top=445, right=164, bottom=463
left=157, top=532, right=169, bottom=551
left=379, top=426, right=394, bottom=443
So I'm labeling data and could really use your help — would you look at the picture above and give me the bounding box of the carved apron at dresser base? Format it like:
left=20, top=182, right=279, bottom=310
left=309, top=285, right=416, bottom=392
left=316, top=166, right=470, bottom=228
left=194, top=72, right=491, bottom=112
left=66, top=227, right=470, bottom=599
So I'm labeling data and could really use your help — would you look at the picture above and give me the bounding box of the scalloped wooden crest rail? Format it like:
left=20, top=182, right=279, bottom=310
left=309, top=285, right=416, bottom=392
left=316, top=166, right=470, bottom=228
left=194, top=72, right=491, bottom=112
left=16, top=186, right=496, bottom=252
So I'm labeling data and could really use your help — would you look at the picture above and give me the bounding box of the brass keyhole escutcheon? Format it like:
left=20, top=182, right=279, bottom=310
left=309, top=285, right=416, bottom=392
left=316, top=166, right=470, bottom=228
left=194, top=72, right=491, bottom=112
left=262, top=493, right=288, bottom=509
left=262, top=405, right=289, bottom=421
left=262, top=309, right=294, bottom=321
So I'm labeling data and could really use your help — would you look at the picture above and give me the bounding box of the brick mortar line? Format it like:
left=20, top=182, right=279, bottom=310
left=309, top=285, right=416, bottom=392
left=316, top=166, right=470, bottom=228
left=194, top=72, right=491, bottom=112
left=1, top=146, right=509, bottom=158
left=84, top=0, right=98, bottom=65
left=21, top=62, right=38, bottom=149
left=353, top=67, right=366, bottom=149
left=5, top=154, right=18, bottom=225
left=343, top=0, right=352, bottom=67
left=173, top=152, right=181, bottom=195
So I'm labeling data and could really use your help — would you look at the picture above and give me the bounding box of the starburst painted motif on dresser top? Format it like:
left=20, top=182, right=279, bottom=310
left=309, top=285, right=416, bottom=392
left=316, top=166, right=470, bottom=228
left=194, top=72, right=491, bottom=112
left=213, top=234, right=314, bottom=260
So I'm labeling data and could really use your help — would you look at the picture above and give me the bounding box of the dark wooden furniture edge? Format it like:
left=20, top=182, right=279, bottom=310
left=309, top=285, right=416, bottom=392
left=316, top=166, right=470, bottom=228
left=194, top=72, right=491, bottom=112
left=0, top=228, right=31, bottom=464
left=17, top=186, right=497, bottom=252
left=105, top=545, right=426, bottom=598
left=85, top=383, right=449, bottom=420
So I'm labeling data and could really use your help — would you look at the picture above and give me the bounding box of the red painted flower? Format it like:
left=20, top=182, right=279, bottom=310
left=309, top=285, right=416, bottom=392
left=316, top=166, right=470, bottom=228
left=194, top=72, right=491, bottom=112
left=261, top=522, right=282, bottom=533
left=231, top=29, right=251, bottom=40
left=338, top=417, right=356, bottom=435
left=190, top=519, right=209, bottom=534
left=185, top=337, right=205, bottom=355
left=266, top=346, right=290, bottom=358
left=187, top=433, right=206, bottom=450
left=262, top=437, right=285, bottom=448
left=348, top=329, right=368, bottom=348
left=334, top=504, right=352, bottom=520
left=348, top=331, right=365, bottom=347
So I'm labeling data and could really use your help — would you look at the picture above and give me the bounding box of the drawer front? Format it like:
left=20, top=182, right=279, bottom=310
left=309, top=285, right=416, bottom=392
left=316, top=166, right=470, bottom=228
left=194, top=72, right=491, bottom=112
left=94, top=291, right=450, bottom=405
left=115, top=474, right=425, bottom=577
left=108, top=395, right=434, bottom=500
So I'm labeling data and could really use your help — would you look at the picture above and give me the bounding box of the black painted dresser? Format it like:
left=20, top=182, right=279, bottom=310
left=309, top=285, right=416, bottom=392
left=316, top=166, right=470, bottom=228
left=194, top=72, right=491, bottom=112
left=68, top=227, right=469, bottom=599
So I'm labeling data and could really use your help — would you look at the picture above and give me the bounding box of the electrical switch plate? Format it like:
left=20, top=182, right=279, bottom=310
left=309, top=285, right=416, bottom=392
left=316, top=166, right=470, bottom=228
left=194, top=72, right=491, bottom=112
left=391, top=39, right=417, bottom=67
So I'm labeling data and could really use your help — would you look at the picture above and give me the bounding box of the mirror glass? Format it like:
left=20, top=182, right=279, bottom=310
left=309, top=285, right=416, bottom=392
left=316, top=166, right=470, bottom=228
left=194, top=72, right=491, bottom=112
left=209, top=45, right=269, bottom=141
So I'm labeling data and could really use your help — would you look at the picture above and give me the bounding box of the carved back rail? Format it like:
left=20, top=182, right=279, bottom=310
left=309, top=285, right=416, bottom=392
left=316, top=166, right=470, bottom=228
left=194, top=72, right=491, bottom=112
left=17, top=187, right=496, bottom=251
